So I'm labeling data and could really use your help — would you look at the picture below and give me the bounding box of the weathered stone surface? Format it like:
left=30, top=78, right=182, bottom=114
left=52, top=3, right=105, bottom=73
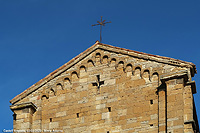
left=10, top=42, right=198, bottom=132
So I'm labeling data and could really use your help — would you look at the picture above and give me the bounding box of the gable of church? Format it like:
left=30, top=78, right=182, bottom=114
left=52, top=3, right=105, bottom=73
left=10, top=42, right=198, bottom=132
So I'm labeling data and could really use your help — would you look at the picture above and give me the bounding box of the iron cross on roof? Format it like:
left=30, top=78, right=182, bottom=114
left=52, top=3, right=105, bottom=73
left=92, top=16, right=111, bottom=43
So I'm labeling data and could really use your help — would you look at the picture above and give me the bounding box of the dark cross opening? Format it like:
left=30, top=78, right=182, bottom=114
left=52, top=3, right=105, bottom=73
left=92, top=75, right=104, bottom=91
left=92, top=16, right=111, bottom=43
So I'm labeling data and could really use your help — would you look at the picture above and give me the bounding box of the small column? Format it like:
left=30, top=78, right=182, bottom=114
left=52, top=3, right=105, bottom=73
left=10, top=102, right=37, bottom=131
left=184, top=81, right=198, bottom=132
left=165, top=78, right=184, bottom=132
left=161, top=71, right=187, bottom=133
left=157, top=83, right=167, bottom=132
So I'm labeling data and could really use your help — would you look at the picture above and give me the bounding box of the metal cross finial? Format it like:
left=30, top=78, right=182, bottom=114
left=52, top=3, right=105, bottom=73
left=92, top=16, right=111, bottom=43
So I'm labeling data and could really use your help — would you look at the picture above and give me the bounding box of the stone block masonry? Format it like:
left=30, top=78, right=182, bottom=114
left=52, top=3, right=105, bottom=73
left=10, top=42, right=199, bottom=133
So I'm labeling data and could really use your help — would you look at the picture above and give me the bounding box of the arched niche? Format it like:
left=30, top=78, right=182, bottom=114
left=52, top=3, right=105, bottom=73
left=56, top=83, right=63, bottom=90
left=133, top=67, right=141, bottom=80
left=64, top=77, right=71, bottom=89
left=88, top=60, right=95, bottom=67
left=95, top=53, right=101, bottom=65
left=152, top=72, right=159, bottom=84
left=142, top=69, right=150, bottom=82
left=71, top=71, right=79, bottom=82
left=102, top=55, right=108, bottom=64
left=49, top=88, right=56, bottom=97
left=41, top=94, right=48, bottom=100
left=80, top=65, right=87, bottom=77
left=125, top=64, right=133, bottom=77
left=117, top=61, right=124, bottom=72
left=110, top=58, right=116, bottom=67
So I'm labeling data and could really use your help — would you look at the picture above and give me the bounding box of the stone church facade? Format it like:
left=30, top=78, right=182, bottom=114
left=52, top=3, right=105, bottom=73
left=10, top=42, right=199, bottom=133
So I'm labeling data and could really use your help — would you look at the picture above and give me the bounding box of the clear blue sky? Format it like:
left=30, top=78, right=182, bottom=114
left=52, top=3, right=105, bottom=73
left=0, top=0, right=200, bottom=131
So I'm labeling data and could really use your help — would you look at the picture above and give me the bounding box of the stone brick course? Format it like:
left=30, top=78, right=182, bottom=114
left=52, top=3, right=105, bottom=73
left=10, top=42, right=199, bottom=133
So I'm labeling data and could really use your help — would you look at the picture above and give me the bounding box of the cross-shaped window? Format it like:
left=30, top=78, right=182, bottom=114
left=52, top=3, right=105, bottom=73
left=92, top=75, right=104, bottom=90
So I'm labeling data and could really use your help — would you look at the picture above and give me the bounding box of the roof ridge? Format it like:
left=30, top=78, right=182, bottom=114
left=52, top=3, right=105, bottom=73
left=99, top=43, right=196, bottom=67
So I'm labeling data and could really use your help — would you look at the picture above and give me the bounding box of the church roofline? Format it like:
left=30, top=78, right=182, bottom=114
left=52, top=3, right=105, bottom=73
left=10, top=41, right=197, bottom=104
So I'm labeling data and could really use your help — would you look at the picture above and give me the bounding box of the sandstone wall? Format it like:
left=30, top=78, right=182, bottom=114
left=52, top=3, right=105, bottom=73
left=11, top=48, right=197, bottom=133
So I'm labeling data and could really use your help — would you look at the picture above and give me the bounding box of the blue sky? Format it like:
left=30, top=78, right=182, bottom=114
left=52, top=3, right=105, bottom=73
left=0, top=0, right=200, bottom=131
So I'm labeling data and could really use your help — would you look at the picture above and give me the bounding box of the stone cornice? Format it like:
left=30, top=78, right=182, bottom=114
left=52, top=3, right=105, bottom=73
left=186, top=81, right=197, bottom=94
left=10, top=102, right=37, bottom=112
left=184, top=120, right=199, bottom=132
left=160, top=70, right=188, bottom=81
left=10, top=42, right=197, bottom=104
